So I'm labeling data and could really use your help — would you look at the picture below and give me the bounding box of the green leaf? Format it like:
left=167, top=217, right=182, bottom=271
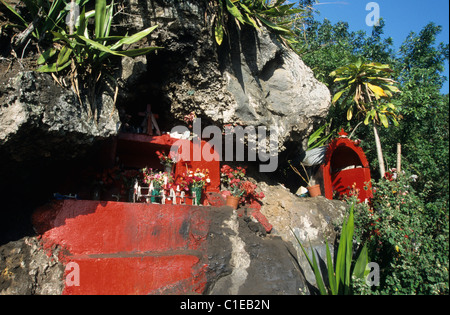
left=109, top=25, right=158, bottom=50
left=352, top=244, right=369, bottom=280
left=111, top=47, right=161, bottom=57
left=225, top=0, right=245, bottom=25
left=215, top=6, right=224, bottom=45
left=367, top=82, right=387, bottom=98
left=77, top=34, right=116, bottom=56
left=307, top=124, right=326, bottom=147
left=335, top=218, right=347, bottom=294
left=344, top=208, right=354, bottom=294
left=103, top=0, right=114, bottom=39
left=347, top=107, right=353, bottom=120
left=242, top=13, right=260, bottom=30
left=215, top=22, right=224, bottom=45
left=94, top=0, right=107, bottom=38
left=36, top=60, right=71, bottom=72
left=290, top=228, right=327, bottom=294
left=37, top=48, right=58, bottom=65
left=56, top=46, right=73, bottom=65
left=379, top=113, right=389, bottom=128
left=392, top=117, right=399, bottom=126
left=76, top=6, right=88, bottom=36
left=325, top=240, right=337, bottom=295
left=332, top=89, right=346, bottom=104
left=364, top=112, right=371, bottom=125
left=0, top=0, right=28, bottom=27
left=256, top=14, right=292, bottom=35
left=386, top=85, right=400, bottom=93
left=387, top=103, right=396, bottom=110
left=311, top=246, right=328, bottom=295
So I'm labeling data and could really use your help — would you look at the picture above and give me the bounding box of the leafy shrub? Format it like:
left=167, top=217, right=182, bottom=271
left=350, top=170, right=449, bottom=294
left=0, top=0, right=84, bottom=44
left=212, top=0, right=306, bottom=46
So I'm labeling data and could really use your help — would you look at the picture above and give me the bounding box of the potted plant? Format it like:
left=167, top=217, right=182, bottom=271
left=226, top=179, right=245, bottom=209
left=221, top=165, right=247, bottom=209
left=220, top=165, right=265, bottom=209
left=289, top=162, right=321, bottom=197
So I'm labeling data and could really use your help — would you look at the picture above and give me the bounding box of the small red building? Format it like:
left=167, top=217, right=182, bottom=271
left=322, top=130, right=373, bottom=202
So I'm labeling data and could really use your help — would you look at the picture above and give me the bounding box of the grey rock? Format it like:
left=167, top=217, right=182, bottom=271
left=207, top=211, right=305, bottom=295
left=117, top=0, right=331, bottom=152
left=0, top=237, right=64, bottom=295
left=0, top=71, right=120, bottom=162
left=258, top=182, right=348, bottom=289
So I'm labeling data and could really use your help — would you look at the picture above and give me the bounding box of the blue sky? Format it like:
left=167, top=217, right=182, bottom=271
left=310, top=0, right=449, bottom=94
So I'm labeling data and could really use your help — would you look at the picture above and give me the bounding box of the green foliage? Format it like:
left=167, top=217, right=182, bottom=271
left=292, top=204, right=370, bottom=295
left=306, top=123, right=332, bottom=150
left=351, top=172, right=449, bottom=294
left=330, top=58, right=400, bottom=128
left=0, top=0, right=87, bottom=43
left=34, top=0, right=161, bottom=114
left=213, top=0, right=306, bottom=46
left=300, top=18, right=448, bottom=294
left=37, top=0, right=160, bottom=74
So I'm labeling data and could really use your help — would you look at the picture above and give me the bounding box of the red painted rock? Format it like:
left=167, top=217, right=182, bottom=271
left=33, top=200, right=210, bottom=295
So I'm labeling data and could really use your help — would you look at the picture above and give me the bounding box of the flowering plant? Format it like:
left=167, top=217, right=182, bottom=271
left=142, top=167, right=173, bottom=188
left=184, top=168, right=211, bottom=190
left=228, top=178, right=245, bottom=197
left=220, top=165, right=246, bottom=186
left=240, top=180, right=265, bottom=203
left=220, top=165, right=264, bottom=201
left=156, top=150, right=175, bottom=167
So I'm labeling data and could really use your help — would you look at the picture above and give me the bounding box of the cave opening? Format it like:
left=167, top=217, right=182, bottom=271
left=115, top=50, right=183, bottom=136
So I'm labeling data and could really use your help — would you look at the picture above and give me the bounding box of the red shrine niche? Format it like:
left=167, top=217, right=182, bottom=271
left=172, top=138, right=220, bottom=193
left=114, top=133, right=220, bottom=197
left=322, top=129, right=373, bottom=202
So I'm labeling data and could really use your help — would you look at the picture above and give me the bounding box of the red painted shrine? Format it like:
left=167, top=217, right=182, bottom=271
left=115, top=132, right=220, bottom=200
left=31, top=108, right=227, bottom=295
left=322, top=129, right=373, bottom=202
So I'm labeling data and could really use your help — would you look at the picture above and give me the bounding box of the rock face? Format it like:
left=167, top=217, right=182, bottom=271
left=0, top=0, right=333, bottom=295
left=0, top=237, right=64, bottom=295
left=0, top=0, right=330, bottom=161
left=118, top=0, right=330, bottom=151
left=207, top=212, right=305, bottom=295
left=258, top=182, right=348, bottom=288
left=0, top=71, right=120, bottom=162
left=1, top=203, right=304, bottom=295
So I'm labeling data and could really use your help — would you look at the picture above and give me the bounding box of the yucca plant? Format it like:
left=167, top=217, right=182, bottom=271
left=37, top=0, right=160, bottom=73
left=330, top=58, right=401, bottom=177
left=0, top=0, right=86, bottom=45
left=292, top=204, right=370, bottom=295
left=213, top=0, right=305, bottom=46
left=36, top=0, right=161, bottom=116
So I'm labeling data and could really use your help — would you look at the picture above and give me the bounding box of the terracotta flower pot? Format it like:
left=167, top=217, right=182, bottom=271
left=226, top=195, right=240, bottom=209
left=307, top=184, right=321, bottom=197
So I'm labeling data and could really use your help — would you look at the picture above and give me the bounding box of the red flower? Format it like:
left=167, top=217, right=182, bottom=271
left=384, top=171, right=394, bottom=181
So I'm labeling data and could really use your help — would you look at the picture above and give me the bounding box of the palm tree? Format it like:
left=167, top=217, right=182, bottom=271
left=330, top=58, right=401, bottom=178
